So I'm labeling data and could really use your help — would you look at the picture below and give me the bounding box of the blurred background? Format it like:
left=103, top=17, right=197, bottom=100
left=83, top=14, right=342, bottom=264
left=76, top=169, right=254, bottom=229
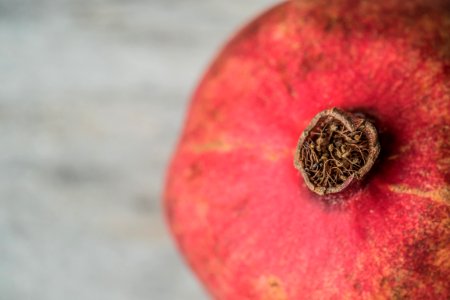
left=0, top=0, right=278, bottom=299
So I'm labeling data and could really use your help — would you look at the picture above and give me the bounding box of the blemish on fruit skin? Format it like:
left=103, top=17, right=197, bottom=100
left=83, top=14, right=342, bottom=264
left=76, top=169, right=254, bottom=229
left=256, top=275, right=287, bottom=300
left=184, top=162, right=203, bottom=181
left=379, top=261, right=449, bottom=300
left=187, top=138, right=292, bottom=162
left=437, top=157, right=450, bottom=168
left=388, top=184, right=450, bottom=205
left=434, top=248, right=450, bottom=270
left=190, top=139, right=233, bottom=153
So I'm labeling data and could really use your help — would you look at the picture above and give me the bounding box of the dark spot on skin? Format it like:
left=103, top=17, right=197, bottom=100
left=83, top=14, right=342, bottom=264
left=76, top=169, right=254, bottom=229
left=353, top=280, right=362, bottom=292
left=186, top=162, right=203, bottom=181
left=231, top=196, right=250, bottom=217
left=269, top=280, right=280, bottom=288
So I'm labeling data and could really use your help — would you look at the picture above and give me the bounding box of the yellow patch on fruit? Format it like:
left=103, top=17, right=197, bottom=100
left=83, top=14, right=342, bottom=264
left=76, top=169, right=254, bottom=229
left=187, top=137, right=292, bottom=162
left=255, top=275, right=287, bottom=300
left=434, top=248, right=450, bottom=270
left=388, top=184, right=450, bottom=205
left=190, top=139, right=233, bottom=153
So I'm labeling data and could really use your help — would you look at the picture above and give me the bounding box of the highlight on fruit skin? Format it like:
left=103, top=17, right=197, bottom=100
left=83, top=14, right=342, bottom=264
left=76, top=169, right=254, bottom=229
left=294, top=108, right=380, bottom=195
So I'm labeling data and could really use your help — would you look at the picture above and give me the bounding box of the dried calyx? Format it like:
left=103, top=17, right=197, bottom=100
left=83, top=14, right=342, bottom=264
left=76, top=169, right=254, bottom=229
left=294, top=108, right=380, bottom=195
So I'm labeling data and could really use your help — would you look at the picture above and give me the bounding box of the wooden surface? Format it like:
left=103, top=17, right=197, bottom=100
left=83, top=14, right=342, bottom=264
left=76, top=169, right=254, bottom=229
left=0, top=0, right=278, bottom=299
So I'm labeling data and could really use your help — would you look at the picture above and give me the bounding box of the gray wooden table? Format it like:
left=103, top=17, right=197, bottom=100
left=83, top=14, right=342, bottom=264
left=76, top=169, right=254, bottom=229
left=0, top=0, right=278, bottom=299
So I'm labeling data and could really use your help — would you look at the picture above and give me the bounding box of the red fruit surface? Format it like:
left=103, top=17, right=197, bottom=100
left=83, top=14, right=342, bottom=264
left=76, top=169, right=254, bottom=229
left=164, top=1, right=450, bottom=299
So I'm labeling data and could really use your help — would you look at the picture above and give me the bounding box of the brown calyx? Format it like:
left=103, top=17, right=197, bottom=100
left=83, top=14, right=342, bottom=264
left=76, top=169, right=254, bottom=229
left=294, top=108, right=380, bottom=195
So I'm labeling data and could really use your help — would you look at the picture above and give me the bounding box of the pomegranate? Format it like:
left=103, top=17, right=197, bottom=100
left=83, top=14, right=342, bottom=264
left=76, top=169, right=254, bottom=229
left=165, top=0, right=450, bottom=299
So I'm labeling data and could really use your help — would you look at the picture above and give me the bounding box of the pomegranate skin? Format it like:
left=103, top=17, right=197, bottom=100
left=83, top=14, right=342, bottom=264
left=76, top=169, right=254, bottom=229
left=165, top=1, right=450, bottom=299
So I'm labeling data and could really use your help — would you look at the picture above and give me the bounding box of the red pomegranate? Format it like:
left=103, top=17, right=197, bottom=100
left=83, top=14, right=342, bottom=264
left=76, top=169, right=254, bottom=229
left=164, top=0, right=450, bottom=299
